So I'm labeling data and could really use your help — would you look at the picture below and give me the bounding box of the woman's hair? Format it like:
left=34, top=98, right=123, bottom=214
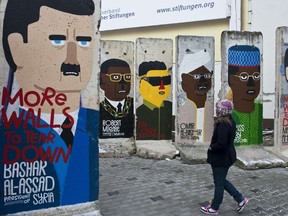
left=215, top=115, right=232, bottom=126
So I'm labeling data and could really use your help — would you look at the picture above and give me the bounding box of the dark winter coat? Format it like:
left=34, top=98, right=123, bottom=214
left=207, top=116, right=237, bottom=167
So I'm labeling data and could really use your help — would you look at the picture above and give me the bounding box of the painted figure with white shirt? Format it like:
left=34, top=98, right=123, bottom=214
left=0, top=0, right=99, bottom=214
left=99, top=58, right=134, bottom=138
left=177, top=49, right=214, bottom=143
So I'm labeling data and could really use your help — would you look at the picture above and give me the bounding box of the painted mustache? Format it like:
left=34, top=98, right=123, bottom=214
left=197, top=82, right=209, bottom=90
left=247, top=90, right=256, bottom=94
left=61, top=63, right=80, bottom=76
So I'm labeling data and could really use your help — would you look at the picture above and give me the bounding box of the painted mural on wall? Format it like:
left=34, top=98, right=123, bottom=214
left=177, top=49, right=214, bottom=143
left=278, top=37, right=288, bottom=145
left=136, top=61, right=172, bottom=140
left=99, top=58, right=134, bottom=138
left=0, top=0, right=99, bottom=214
left=227, top=45, right=262, bottom=145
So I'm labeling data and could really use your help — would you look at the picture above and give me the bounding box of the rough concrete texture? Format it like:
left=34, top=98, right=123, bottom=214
left=176, top=143, right=209, bottom=164
left=275, top=148, right=288, bottom=162
left=8, top=201, right=101, bottom=216
left=175, top=143, right=288, bottom=169
left=99, top=138, right=136, bottom=158
left=235, top=146, right=287, bottom=169
left=99, top=140, right=288, bottom=170
left=136, top=141, right=178, bottom=160
left=98, top=130, right=288, bottom=169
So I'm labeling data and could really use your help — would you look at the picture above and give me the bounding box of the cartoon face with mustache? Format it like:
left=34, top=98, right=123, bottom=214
left=8, top=6, right=94, bottom=94
left=100, top=59, right=132, bottom=101
left=181, top=65, right=212, bottom=108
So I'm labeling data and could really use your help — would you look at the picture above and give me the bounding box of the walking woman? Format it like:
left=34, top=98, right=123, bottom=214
left=200, top=99, right=249, bottom=215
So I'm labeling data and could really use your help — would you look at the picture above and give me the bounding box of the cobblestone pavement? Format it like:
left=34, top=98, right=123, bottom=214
left=99, top=157, right=288, bottom=216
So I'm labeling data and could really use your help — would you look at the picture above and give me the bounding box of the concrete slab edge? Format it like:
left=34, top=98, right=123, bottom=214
left=99, top=138, right=136, bottom=158
left=6, top=201, right=101, bottom=216
left=235, top=146, right=288, bottom=170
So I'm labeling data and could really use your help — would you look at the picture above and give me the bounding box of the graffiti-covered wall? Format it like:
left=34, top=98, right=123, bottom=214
left=221, top=31, right=263, bottom=146
left=0, top=0, right=100, bottom=214
left=275, top=27, right=288, bottom=151
left=176, top=36, right=214, bottom=144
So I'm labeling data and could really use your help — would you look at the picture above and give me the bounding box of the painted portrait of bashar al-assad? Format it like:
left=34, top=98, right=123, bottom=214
left=0, top=0, right=99, bottom=214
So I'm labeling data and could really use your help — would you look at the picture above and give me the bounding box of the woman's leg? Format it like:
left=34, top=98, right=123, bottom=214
left=211, top=166, right=229, bottom=210
left=223, top=170, right=249, bottom=212
left=224, top=178, right=244, bottom=203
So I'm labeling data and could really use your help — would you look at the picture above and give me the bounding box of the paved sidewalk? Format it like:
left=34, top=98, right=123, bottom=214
left=99, top=157, right=288, bottom=216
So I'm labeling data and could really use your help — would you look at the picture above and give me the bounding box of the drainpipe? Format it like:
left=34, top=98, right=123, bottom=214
left=229, top=0, right=241, bottom=31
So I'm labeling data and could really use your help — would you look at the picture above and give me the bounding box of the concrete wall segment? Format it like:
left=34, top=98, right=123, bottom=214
left=81, top=11, right=101, bottom=110
left=135, top=38, right=174, bottom=155
left=274, top=27, right=288, bottom=159
left=135, top=37, right=173, bottom=106
left=220, top=31, right=263, bottom=100
left=175, top=35, right=215, bottom=145
left=0, top=0, right=101, bottom=214
left=221, top=31, right=263, bottom=146
left=0, top=0, right=9, bottom=109
left=101, top=20, right=229, bottom=62
left=98, top=40, right=136, bottom=155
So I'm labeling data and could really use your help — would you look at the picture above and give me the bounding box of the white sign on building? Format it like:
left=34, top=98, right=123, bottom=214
left=100, top=0, right=230, bottom=31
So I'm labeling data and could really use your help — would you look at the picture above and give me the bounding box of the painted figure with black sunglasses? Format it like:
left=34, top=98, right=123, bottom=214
left=136, top=61, right=172, bottom=140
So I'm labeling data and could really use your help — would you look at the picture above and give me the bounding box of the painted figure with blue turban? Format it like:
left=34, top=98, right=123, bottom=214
left=227, top=45, right=262, bottom=146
